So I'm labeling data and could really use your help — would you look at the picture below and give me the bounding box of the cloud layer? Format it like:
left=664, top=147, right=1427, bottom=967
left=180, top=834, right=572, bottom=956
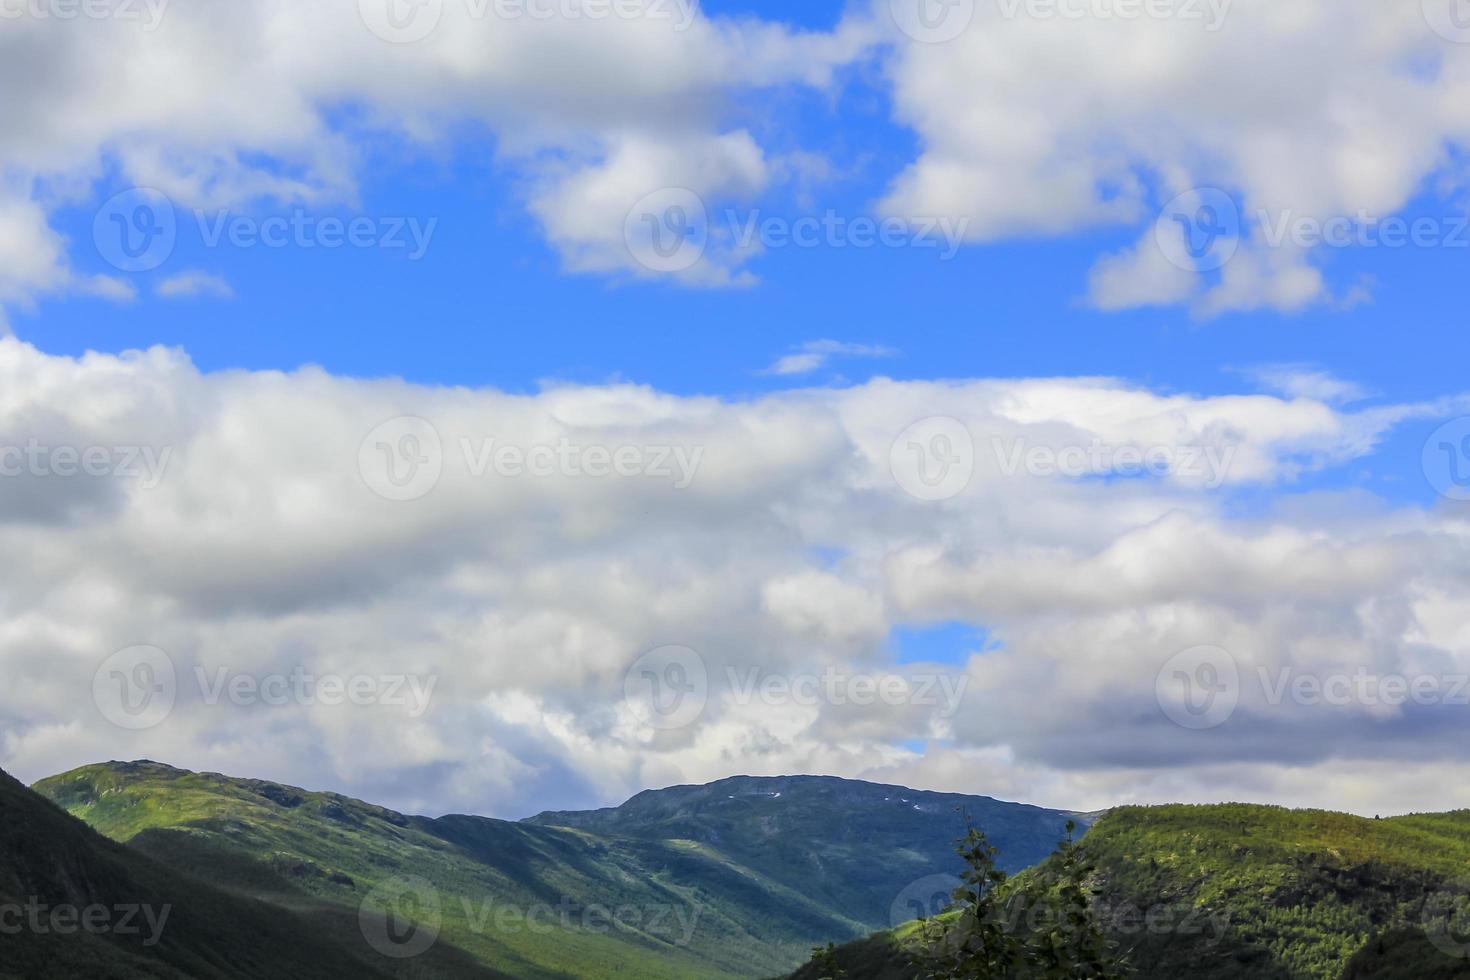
left=4, top=0, right=1470, bottom=310
left=2, top=338, right=1467, bottom=818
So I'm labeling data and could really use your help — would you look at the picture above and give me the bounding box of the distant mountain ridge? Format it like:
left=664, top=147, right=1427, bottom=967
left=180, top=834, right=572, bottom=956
left=27, top=761, right=1086, bottom=978
left=527, top=773, right=1096, bottom=931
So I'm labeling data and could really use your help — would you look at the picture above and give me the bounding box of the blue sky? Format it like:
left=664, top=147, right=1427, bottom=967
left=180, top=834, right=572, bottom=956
left=13, top=5, right=1457, bottom=415
left=22, top=102, right=1463, bottom=513
left=4, top=0, right=1470, bottom=817
left=24, top=101, right=1468, bottom=509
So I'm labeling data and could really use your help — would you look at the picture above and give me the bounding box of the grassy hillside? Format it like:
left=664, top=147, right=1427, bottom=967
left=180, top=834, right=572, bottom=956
left=527, top=773, right=1093, bottom=930
left=787, top=803, right=1470, bottom=980
left=0, top=763, right=495, bottom=979
left=41, top=762, right=1018, bottom=979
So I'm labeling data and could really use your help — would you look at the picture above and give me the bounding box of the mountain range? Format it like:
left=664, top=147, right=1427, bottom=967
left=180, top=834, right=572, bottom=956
left=5, top=760, right=1470, bottom=979
left=13, top=761, right=1083, bottom=978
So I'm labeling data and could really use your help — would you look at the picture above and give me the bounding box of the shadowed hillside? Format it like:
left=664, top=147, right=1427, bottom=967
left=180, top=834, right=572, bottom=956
left=0, top=763, right=496, bottom=979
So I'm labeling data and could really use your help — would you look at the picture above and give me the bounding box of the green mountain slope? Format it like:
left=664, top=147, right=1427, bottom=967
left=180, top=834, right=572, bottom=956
left=0, top=763, right=494, bottom=979
left=35, top=762, right=1081, bottom=979
left=526, top=774, right=1093, bottom=931
left=786, top=803, right=1470, bottom=980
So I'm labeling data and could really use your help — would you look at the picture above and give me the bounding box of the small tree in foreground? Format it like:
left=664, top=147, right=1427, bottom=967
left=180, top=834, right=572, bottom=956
left=916, top=819, right=1128, bottom=980
left=808, top=941, right=847, bottom=979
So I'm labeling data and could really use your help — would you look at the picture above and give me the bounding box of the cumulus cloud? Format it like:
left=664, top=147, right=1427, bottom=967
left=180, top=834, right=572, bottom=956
left=877, top=0, right=1470, bottom=314
left=4, top=1, right=1470, bottom=309
left=0, top=0, right=877, bottom=303
left=1, top=338, right=1467, bottom=818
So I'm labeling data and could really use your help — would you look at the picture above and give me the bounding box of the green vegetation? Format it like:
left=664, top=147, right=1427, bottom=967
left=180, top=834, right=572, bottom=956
left=527, top=773, right=1095, bottom=930
left=791, top=820, right=1125, bottom=980
left=28, top=761, right=1470, bottom=980
left=31, top=763, right=1084, bottom=978
left=0, top=763, right=492, bottom=979
left=787, top=803, right=1470, bottom=980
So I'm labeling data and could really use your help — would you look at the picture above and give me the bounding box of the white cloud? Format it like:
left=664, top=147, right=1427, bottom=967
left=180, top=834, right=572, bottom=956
left=877, top=0, right=1470, bottom=314
left=155, top=270, right=234, bottom=300
left=1240, top=364, right=1371, bottom=405
left=0, top=0, right=878, bottom=304
left=0, top=338, right=1466, bottom=818
left=763, top=339, right=898, bottom=377
left=5, top=1, right=1468, bottom=310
